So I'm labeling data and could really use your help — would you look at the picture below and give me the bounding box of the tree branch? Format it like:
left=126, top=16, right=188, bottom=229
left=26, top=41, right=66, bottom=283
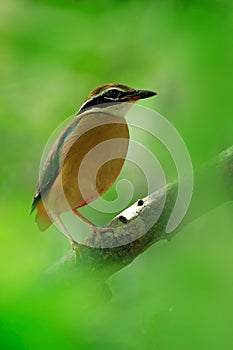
left=46, top=145, right=233, bottom=282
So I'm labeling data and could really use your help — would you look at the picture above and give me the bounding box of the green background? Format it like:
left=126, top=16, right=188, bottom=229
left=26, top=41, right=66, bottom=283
left=0, top=0, right=233, bottom=349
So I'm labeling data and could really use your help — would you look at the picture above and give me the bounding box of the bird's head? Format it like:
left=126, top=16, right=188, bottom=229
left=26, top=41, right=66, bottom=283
left=78, top=83, right=157, bottom=114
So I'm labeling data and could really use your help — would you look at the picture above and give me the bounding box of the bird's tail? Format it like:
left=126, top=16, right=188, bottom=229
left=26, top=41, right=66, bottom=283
left=35, top=200, right=53, bottom=231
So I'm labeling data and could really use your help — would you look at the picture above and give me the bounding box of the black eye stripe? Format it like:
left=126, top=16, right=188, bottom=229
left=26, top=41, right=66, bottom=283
left=79, top=95, right=118, bottom=112
left=104, top=89, right=123, bottom=99
left=78, top=89, right=128, bottom=113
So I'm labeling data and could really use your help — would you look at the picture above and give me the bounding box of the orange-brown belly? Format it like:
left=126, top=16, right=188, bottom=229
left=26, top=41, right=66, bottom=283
left=44, top=114, right=129, bottom=215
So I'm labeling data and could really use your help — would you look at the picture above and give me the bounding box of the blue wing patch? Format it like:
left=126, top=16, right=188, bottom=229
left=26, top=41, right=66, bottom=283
left=30, top=114, right=82, bottom=212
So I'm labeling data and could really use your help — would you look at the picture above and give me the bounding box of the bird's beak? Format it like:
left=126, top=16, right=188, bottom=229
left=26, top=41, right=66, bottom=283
left=129, top=89, right=157, bottom=101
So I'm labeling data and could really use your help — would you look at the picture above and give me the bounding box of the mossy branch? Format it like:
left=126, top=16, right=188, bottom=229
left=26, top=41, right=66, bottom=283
left=46, top=146, right=233, bottom=283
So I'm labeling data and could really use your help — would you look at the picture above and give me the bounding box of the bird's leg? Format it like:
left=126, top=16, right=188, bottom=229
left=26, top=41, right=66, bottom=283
left=51, top=213, right=79, bottom=262
left=72, top=208, right=102, bottom=246
left=53, top=214, right=74, bottom=244
left=72, top=208, right=95, bottom=225
left=72, top=209, right=113, bottom=248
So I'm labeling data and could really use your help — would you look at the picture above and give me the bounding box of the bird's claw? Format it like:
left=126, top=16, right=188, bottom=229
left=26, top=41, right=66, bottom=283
left=84, top=226, right=114, bottom=249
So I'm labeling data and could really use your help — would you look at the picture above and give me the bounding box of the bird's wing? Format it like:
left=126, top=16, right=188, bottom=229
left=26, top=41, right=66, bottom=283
left=30, top=107, right=124, bottom=213
left=30, top=114, right=83, bottom=213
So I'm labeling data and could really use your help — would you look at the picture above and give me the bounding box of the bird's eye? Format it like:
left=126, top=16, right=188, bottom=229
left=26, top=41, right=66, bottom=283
left=104, top=89, right=122, bottom=99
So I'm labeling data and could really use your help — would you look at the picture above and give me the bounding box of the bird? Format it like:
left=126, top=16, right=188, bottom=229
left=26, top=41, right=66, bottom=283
left=30, top=83, right=157, bottom=244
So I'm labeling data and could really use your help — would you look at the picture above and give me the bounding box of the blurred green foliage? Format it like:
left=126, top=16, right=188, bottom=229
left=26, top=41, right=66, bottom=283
left=0, top=0, right=233, bottom=349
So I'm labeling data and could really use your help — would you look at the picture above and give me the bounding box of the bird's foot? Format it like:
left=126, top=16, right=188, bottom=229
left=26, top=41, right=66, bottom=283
left=83, top=226, right=114, bottom=249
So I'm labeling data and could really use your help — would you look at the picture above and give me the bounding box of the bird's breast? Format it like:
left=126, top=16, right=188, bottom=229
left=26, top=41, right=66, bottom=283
left=46, top=113, right=129, bottom=213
